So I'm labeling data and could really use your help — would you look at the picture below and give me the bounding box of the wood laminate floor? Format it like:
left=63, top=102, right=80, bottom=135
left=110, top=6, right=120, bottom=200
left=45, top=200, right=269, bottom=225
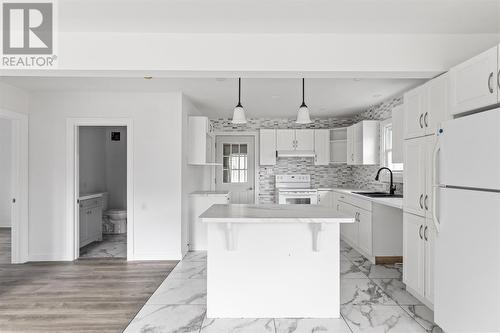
left=0, top=228, right=178, bottom=333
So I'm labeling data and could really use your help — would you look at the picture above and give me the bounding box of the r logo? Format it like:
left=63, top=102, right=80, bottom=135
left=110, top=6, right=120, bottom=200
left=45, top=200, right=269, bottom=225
left=2, top=2, right=53, bottom=54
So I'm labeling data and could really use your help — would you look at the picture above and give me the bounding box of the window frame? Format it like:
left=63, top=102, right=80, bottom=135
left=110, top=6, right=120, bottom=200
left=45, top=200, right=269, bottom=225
left=379, top=118, right=403, bottom=183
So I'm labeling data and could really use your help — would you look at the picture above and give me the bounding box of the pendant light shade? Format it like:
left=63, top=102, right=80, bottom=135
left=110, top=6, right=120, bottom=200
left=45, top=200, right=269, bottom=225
left=232, top=78, right=247, bottom=124
left=296, top=78, right=312, bottom=124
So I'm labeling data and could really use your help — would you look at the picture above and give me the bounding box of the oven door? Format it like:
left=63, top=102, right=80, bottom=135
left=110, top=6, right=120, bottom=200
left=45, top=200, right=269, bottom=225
left=278, top=191, right=318, bottom=205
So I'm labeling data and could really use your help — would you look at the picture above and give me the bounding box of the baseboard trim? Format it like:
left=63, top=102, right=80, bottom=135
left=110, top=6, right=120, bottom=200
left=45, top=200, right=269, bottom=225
left=375, top=256, right=403, bottom=265
left=129, top=252, right=182, bottom=261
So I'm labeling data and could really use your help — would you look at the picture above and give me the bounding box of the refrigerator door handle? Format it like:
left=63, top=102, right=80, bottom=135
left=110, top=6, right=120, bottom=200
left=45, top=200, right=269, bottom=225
left=432, top=140, right=441, bottom=234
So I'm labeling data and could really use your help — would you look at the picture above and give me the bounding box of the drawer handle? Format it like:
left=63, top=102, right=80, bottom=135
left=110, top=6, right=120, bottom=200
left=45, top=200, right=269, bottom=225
left=424, top=226, right=428, bottom=241
left=419, top=225, right=423, bottom=240
left=419, top=114, right=424, bottom=129
left=419, top=194, right=424, bottom=209
left=488, top=72, right=494, bottom=93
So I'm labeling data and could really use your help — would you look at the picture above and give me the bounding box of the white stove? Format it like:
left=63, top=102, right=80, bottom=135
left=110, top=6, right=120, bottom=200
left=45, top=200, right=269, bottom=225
left=275, top=174, right=318, bottom=205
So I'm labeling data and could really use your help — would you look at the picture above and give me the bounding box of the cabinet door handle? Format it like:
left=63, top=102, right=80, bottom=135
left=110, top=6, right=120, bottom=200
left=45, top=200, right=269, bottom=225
left=419, top=114, right=424, bottom=128
left=424, top=194, right=429, bottom=210
left=419, top=225, right=423, bottom=240
left=419, top=194, right=424, bottom=209
left=424, top=226, right=428, bottom=241
left=488, top=72, right=494, bottom=93
left=424, top=112, right=429, bottom=127
left=498, top=70, right=500, bottom=90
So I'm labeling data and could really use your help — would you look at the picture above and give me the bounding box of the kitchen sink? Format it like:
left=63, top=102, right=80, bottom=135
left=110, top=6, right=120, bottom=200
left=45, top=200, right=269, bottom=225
left=352, top=191, right=403, bottom=198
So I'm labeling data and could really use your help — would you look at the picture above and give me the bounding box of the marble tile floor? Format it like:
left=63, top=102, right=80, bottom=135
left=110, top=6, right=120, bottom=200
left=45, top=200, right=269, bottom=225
left=124, top=241, right=442, bottom=333
left=79, top=233, right=127, bottom=258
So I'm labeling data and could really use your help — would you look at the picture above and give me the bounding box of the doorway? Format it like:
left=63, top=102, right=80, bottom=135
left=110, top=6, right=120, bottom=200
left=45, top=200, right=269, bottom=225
left=67, top=118, right=133, bottom=261
left=0, top=118, right=12, bottom=264
left=77, top=126, right=127, bottom=259
left=215, top=135, right=255, bottom=204
left=0, top=109, right=28, bottom=264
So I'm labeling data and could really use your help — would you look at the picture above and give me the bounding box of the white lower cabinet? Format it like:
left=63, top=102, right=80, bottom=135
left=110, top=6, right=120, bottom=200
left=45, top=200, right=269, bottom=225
left=403, top=212, right=434, bottom=307
left=339, top=201, right=358, bottom=246
left=338, top=191, right=403, bottom=263
left=317, top=190, right=333, bottom=207
left=79, top=198, right=103, bottom=248
left=189, top=192, right=231, bottom=251
left=357, top=208, right=372, bottom=256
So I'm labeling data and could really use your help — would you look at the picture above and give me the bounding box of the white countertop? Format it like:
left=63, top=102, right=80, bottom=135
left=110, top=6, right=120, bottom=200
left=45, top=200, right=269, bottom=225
left=189, top=190, right=230, bottom=197
left=318, top=187, right=403, bottom=210
left=200, top=204, right=355, bottom=223
left=79, top=192, right=105, bottom=201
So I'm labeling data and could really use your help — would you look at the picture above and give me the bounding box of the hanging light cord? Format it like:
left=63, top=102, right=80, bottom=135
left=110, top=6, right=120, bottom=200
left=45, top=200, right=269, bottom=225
left=237, top=78, right=242, bottom=107
left=301, top=78, right=307, bottom=107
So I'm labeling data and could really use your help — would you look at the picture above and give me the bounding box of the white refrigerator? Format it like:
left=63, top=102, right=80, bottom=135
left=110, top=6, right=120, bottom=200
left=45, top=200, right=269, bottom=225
left=433, top=107, right=500, bottom=332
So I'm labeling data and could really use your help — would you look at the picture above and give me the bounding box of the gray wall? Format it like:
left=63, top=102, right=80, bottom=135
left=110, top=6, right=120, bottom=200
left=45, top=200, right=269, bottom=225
left=79, top=126, right=127, bottom=209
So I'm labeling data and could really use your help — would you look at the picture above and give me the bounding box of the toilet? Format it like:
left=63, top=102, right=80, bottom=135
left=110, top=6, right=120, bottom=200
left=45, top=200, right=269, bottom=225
left=101, top=193, right=127, bottom=234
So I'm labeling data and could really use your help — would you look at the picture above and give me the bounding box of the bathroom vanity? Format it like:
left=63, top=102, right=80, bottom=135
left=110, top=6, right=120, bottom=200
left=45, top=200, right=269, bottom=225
left=200, top=204, right=354, bottom=318
left=78, top=193, right=104, bottom=248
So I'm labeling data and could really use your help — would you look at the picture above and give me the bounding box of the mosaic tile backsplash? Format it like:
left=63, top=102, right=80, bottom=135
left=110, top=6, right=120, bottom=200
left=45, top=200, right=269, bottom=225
left=211, top=97, right=403, bottom=203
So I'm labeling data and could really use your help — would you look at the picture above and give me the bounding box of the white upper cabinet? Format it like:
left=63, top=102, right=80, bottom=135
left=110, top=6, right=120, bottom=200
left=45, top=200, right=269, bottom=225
left=276, top=129, right=314, bottom=151
left=391, top=105, right=404, bottom=163
left=314, top=129, right=330, bottom=165
left=404, top=86, right=425, bottom=139
left=259, top=129, right=276, bottom=166
left=188, top=116, right=216, bottom=165
left=347, top=120, right=380, bottom=165
left=449, top=45, right=499, bottom=116
left=404, top=73, right=449, bottom=140
left=346, top=126, right=355, bottom=164
left=295, top=129, right=314, bottom=151
left=426, top=73, right=449, bottom=134
left=276, top=129, right=295, bottom=151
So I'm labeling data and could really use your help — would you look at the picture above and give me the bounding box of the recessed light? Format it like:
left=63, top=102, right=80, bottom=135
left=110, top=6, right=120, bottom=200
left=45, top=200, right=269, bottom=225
left=144, top=75, right=153, bottom=80
left=216, top=78, right=227, bottom=82
left=372, top=93, right=382, bottom=98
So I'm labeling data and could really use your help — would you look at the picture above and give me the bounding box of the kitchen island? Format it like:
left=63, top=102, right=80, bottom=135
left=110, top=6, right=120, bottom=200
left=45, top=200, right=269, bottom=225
left=200, top=204, right=355, bottom=319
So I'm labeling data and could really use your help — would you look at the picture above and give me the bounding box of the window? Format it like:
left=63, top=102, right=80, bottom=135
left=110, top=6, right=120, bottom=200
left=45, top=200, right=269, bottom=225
left=222, top=143, right=248, bottom=183
left=380, top=119, right=403, bottom=172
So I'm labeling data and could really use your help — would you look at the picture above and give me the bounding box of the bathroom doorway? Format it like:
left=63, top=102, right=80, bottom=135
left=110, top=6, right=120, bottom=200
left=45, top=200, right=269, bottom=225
left=76, top=125, right=128, bottom=259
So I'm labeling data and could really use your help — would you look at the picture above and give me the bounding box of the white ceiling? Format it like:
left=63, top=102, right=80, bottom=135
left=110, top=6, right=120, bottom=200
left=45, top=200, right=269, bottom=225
left=1, top=77, right=424, bottom=118
left=59, top=0, right=500, bottom=34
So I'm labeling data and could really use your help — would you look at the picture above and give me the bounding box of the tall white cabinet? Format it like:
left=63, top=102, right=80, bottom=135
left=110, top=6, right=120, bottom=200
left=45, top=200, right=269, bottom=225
left=403, top=72, right=448, bottom=308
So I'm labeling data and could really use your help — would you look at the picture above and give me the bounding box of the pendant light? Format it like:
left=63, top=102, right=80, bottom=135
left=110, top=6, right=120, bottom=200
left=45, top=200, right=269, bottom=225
left=296, top=78, right=312, bottom=124
left=231, top=78, right=247, bottom=124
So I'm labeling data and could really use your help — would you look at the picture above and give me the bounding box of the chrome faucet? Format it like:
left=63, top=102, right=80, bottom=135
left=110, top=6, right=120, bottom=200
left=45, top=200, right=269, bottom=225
left=375, top=167, right=396, bottom=196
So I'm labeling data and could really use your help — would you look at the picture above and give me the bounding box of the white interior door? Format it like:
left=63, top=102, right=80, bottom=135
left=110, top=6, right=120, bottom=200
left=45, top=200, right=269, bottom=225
left=215, top=136, right=255, bottom=204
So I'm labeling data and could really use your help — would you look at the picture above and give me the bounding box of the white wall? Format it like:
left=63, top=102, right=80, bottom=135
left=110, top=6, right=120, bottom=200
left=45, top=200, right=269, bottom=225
left=4, top=33, right=500, bottom=78
left=0, top=118, right=11, bottom=227
left=105, top=127, right=127, bottom=209
left=181, top=95, right=211, bottom=255
left=27, top=91, right=184, bottom=261
left=79, top=127, right=107, bottom=195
